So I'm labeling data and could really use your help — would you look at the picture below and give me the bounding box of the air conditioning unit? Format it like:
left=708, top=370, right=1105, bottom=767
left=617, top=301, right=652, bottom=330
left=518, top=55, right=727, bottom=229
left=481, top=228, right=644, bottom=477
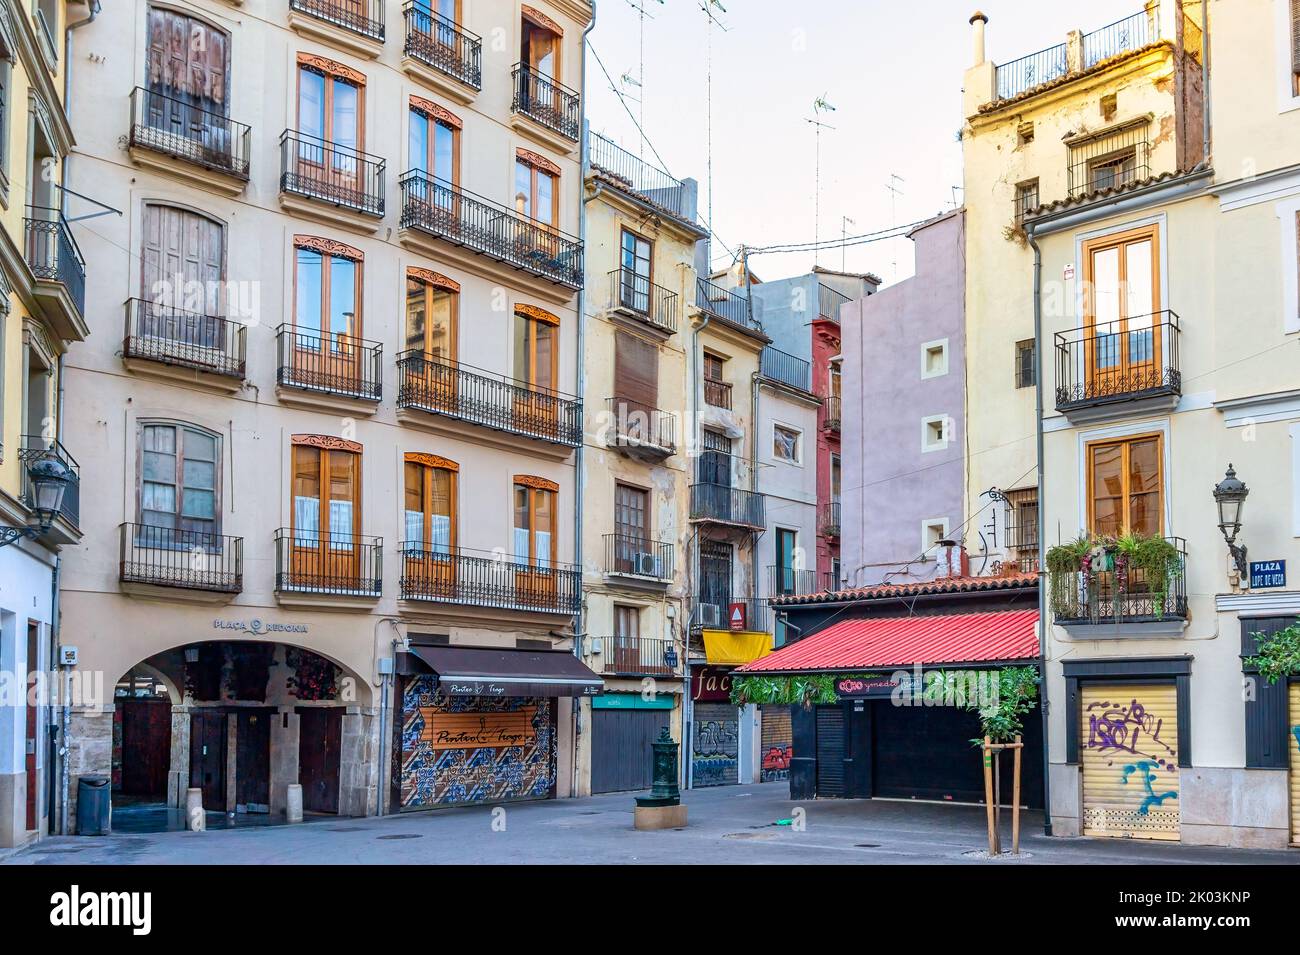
left=634, top=552, right=659, bottom=576
left=697, top=603, right=722, bottom=628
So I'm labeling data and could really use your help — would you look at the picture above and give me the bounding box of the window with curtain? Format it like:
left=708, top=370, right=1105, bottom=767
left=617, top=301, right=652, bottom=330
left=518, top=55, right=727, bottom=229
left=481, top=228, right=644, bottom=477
left=404, top=457, right=456, bottom=554
left=292, top=442, right=360, bottom=550
left=140, top=423, right=219, bottom=539
left=514, top=482, right=556, bottom=567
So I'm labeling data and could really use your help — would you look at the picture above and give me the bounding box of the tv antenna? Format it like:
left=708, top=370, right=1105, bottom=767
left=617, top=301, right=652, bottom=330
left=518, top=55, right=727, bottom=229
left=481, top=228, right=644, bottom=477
left=807, top=96, right=837, bottom=268
left=699, top=0, right=729, bottom=265
left=623, top=0, right=664, bottom=160
left=885, top=173, right=905, bottom=279
left=840, top=216, right=856, bottom=273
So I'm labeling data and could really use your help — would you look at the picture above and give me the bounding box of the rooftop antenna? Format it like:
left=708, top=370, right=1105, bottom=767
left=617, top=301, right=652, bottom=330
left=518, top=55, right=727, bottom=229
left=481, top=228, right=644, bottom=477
left=623, top=0, right=664, bottom=161
left=885, top=172, right=905, bottom=280
left=840, top=215, right=855, bottom=273
left=807, top=95, right=837, bottom=268
left=699, top=0, right=728, bottom=266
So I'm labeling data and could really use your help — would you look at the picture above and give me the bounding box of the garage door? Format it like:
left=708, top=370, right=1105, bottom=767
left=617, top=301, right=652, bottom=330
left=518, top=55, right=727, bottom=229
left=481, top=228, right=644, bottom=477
left=692, top=703, right=738, bottom=787
left=1081, top=683, right=1180, bottom=840
left=815, top=707, right=845, bottom=797
left=1290, top=682, right=1300, bottom=845
left=760, top=705, right=792, bottom=783
left=591, top=708, right=670, bottom=794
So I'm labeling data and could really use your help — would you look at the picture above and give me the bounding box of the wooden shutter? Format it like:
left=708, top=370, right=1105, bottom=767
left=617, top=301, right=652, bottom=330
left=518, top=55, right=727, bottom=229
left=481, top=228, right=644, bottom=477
left=614, top=330, right=658, bottom=407
left=1292, top=0, right=1300, bottom=76
left=1080, top=683, right=1180, bottom=841
left=141, top=205, right=224, bottom=315
left=146, top=8, right=228, bottom=111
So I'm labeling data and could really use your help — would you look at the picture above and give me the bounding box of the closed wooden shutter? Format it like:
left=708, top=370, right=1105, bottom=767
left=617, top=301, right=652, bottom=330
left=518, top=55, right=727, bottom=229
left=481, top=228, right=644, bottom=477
left=614, top=330, right=658, bottom=407
left=1081, top=683, right=1180, bottom=840
left=1292, top=0, right=1300, bottom=76
left=141, top=205, right=224, bottom=315
left=1290, top=682, right=1300, bottom=844
left=146, top=8, right=228, bottom=111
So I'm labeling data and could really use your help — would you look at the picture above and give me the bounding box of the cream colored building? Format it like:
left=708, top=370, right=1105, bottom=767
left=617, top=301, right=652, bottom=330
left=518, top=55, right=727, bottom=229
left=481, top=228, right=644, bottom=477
left=59, top=0, right=596, bottom=827
left=0, top=0, right=88, bottom=848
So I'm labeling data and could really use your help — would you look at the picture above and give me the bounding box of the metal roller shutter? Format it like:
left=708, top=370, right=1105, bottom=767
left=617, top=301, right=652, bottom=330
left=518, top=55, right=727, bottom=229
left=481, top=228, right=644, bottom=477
left=760, top=705, right=792, bottom=783
left=1081, top=683, right=1180, bottom=840
left=591, top=708, right=670, bottom=794
left=815, top=707, right=845, bottom=797
left=1290, top=682, right=1300, bottom=845
left=691, top=702, right=739, bottom=787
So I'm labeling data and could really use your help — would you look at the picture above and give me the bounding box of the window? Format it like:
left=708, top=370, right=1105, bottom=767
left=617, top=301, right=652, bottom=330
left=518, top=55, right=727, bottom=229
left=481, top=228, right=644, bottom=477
left=703, top=351, right=730, bottom=408
left=775, top=528, right=798, bottom=594
left=291, top=439, right=360, bottom=549
left=521, top=9, right=562, bottom=84
left=773, top=424, right=801, bottom=464
left=1087, top=433, right=1163, bottom=538
left=699, top=429, right=732, bottom=485
left=513, top=308, right=558, bottom=392
left=35, top=0, right=58, bottom=59
left=405, top=271, right=457, bottom=359
left=923, top=519, right=949, bottom=553
left=613, top=482, right=650, bottom=574
left=1291, top=0, right=1300, bottom=96
left=1017, top=121, right=1034, bottom=145
left=619, top=228, right=652, bottom=313
left=294, top=238, right=362, bottom=377
left=831, top=453, right=841, bottom=503
left=921, top=339, right=948, bottom=379
left=404, top=454, right=456, bottom=553
left=144, top=8, right=229, bottom=135
left=699, top=539, right=733, bottom=613
left=1004, top=487, right=1038, bottom=556
left=1100, top=93, right=1118, bottom=121
left=1082, top=224, right=1160, bottom=394
left=0, top=41, right=12, bottom=180
left=614, top=330, right=658, bottom=434
left=921, top=414, right=949, bottom=452
left=1090, top=150, right=1138, bottom=193
left=514, top=480, right=556, bottom=567
left=830, top=557, right=842, bottom=591
left=1015, top=338, right=1036, bottom=389
left=409, top=104, right=458, bottom=184
left=297, top=60, right=362, bottom=192
left=139, top=423, right=219, bottom=538
left=829, top=361, right=842, bottom=399
left=514, top=156, right=558, bottom=226
left=1014, top=179, right=1039, bottom=225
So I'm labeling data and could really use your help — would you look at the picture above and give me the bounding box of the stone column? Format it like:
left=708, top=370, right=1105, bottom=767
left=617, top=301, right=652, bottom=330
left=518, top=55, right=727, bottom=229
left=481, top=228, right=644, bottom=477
left=269, top=707, right=300, bottom=817
left=224, top=712, right=238, bottom=813
left=167, top=704, right=190, bottom=808
left=337, top=707, right=369, bottom=817
left=66, top=705, right=114, bottom=834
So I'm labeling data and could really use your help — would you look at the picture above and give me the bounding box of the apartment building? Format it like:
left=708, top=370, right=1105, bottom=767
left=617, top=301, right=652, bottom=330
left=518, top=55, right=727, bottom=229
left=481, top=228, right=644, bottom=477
left=59, top=0, right=597, bottom=827
left=575, top=131, right=705, bottom=795
left=0, top=0, right=89, bottom=848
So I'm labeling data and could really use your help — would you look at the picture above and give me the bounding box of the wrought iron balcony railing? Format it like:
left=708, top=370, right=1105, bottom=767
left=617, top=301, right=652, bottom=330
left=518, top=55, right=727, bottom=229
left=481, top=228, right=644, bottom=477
left=767, top=565, right=821, bottom=599
left=19, top=435, right=80, bottom=529
left=819, top=500, right=841, bottom=538
left=694, top=277, right=761, bottom=333
left=119, top=523, right=243, bottom=593
left=691, top=596, right=768, bottom=633
left=510, top=63, right=580, bottom=141
left=1081, top=9, right=1157, bottom=70
left=124, top=299, right=247, bottom=379
left=760, top=346, right=811, bottom=392
left=589, top=132, right=696, bottom=225
left=1066, top=124, right=1150, bottom=199
left=1054, top=311, right=1180, bottom=413
left=277, top=324, right=384, bottom=401
left=129, top=87, right=251, bottom=180
left=689, top=483, right=765, bottom=529
left=274, top=528, right=383, bottom=596
left=603, top=532, right=674, bottom=581
left=822, top=394, right=842, bottom=432
left=25, top=205, right=86, bottom=319
left=995, top=42, right=1069, bottom=100
left=703, top=377, right=732, bottom=410
left=818, top=283, right=851, bottom=321
left=397, top=350, right=582, bottom=447
left=606, top=397, right=676, bottom=456
left=399, top=544, right=581, bottom=614
left=399, top=171, right=583, bottom=287
left=280, top=129, right=386, bottom=218
left=598, top=634, right=677, bottom=677
left=290, top=0, right=385, bottom=41
left=608, top=267, right=677, bottom=334
left=402, top=2, right=481, bottom=88
left=1050, top=537, right=1188, bottom=625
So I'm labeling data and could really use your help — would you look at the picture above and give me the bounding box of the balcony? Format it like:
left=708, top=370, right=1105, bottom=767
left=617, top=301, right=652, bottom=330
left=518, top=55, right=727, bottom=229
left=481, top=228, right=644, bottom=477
left=605, top=397, right=676, bottom=460
left=397, top=350, right=582, bottom=448
left=597, top=633, right=677, bottom=678
left=691, top=596, right=768, bottom=633
left=818, top=283, right=851, bottom=321
left=399, top=545, right=581, bottom=615
left=760, top=346, right=812, bottom=392
left=1066, top=122, right=1151, bottom=200
left=18, top=436, right=80, bottom=541
left=402, top=2, right=481, bottom=99
left=822, top=394, right=842, bottom=432
left=24, top=206, right=87, bottom=341
left=703, top=376, right=732, bottom=410
left=589, top=132, right=698, bottom=228
left=995, top=42, right=1069, bottom=101
left=1082, top=10, right=1158, bottom=70
left=274, top=528, right=383, bottom=600
left=276, top=325, right=383, bottom=412
left=819, top=501, right=841, bottom=538
left=603, top=532, right=674, bottom=584
left=123, top=299, right=247, bottom=387
left=288, top=0, right=385, bottom=57
left=608, top=267, right=677, bottom=335
left=128, top=87, right=251, bottom=194
left=279, top=130, right=386, bottom=229
left=1050, top=537, right=1188, bottom=634
left=1054, top=311, right=1180, bottom=422
left=694, top=277, right=763, bottom=336
left=767, top=566, right=824, bottom=600
left=399, top=171, right=583, bottom=289
left=119, top=523, right=243, bottom=597
left=689, top=483, right=764, bottom=530
left=510, top=63, right=580, bottom=146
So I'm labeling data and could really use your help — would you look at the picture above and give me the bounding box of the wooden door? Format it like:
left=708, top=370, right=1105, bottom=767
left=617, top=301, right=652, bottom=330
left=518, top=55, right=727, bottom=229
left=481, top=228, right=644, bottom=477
left=145, top=9, right=229, bottom=144
left=403, top=458, right=457, bottom=596
left=189, top=710, right=227, bottom=809
left=141, top=204, right=225, bottom=354
left=1084, top=226, right=1160, bottom=399
left=613, top=483, right=649, bottom=574
left=298, top=68, right=362, bottom=193
left=24, top=624, right=37, bottom=830
left=619, top=229, right=652, bottom=313
left=235, top=709, right=271, bottom=812
left=291, top=443, right=361, bottom=587
left=513, top=312, right=560, bottom=439
left=119, top=700, right=173, bottom=799
left=612, top=605, right=641, bottom=672
left=293, top=245, right=361, bottom=392
left=298, top=707, right=342, bottom=814
left=405, top=278, right=458, bottom=411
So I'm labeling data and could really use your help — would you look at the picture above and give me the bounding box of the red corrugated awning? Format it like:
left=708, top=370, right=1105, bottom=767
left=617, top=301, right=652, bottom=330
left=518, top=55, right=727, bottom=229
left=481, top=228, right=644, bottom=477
left=735, top=609, right=1040, bottom=673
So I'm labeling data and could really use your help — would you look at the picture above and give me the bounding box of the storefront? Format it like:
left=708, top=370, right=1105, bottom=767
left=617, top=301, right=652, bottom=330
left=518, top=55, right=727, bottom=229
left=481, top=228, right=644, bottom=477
left=589, top=693, right=674, bottom=794
left=689, top=666, right=740, bottom=787
left=394, top=644, right=602, bottom=809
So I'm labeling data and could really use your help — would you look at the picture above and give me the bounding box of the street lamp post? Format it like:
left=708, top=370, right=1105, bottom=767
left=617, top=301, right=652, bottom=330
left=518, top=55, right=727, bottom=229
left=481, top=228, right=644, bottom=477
left=0, top=455, right=73, bottom=547
left=1212, top=463, right=1250, bottom=581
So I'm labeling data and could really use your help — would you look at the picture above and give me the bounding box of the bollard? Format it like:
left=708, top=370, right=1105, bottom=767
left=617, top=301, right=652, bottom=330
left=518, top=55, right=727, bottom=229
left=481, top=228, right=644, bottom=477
left=286, top=784, right=304, bottom=823
left=186, top=788, right=206, bottom=832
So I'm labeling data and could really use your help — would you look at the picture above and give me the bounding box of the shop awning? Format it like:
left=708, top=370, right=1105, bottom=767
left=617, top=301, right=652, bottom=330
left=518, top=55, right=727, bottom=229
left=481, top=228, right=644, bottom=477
left=736, top=609, right=1039, bottom=673
left=400, top=646, right=604, bottom=698
left=702, top=629, right=773, bottom=666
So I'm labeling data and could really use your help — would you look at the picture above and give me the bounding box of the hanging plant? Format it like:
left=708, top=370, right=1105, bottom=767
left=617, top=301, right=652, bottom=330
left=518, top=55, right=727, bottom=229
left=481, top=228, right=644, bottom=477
left=1045, top=534, right=1092, bottom=616
left=1246, top=624, right=1300, bottom=685
left=1046, top=531, right=1181, bottom=619
left=730, top=674, right=837, bottom=708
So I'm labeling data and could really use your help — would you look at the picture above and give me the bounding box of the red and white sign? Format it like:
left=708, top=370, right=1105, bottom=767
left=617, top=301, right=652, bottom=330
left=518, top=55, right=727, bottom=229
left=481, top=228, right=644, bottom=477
left=728, top=602, right=747, bottom=631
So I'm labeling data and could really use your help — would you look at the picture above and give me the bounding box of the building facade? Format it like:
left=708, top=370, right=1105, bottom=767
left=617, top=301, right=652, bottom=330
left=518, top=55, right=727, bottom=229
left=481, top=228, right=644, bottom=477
left=0, top=0, right=88, bottom=848
left=59, top=0, right=597, bottom=827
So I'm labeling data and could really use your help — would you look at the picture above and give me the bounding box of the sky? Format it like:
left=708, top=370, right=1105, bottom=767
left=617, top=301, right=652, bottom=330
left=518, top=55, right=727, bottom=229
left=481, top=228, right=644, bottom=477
left=585, top=0, right=1142, bottom=286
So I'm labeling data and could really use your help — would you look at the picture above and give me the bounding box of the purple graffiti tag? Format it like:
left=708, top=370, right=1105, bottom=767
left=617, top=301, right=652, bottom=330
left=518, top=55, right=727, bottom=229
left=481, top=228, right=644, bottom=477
left=1085, top=697, right=1176, bottom=764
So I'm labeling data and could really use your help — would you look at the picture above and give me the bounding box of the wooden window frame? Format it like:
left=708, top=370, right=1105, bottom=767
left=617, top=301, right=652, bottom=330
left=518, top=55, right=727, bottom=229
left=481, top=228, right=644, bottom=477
left=409, top=99, right=461, bottom=185
left=1084, top=431, right=1165, bottom=538
left=404, top=270, right=459, bottom=359
left=136, top=420, right=223, bottom=540
left=514, top=307, right=560, bottom=392
left=1014, top=338, right=1035, bottom=389
left=620, top=226, right=653, bottom=284
left=293, top=237, right=364, bottom=343
left=296, top=58, right=366, bottom=148
left=1081, top=223, right=1161, bottom=392
left=514, top=154, right=560, bottom=226
left=403, top=452, right=458, bottom=551
left=521, top=6, right=564, bottom=85
left=614, top=481, right=650, bottom=539
left=289, top=436, right=363, bottom=546
left=513, top=480, right=558, bottom=566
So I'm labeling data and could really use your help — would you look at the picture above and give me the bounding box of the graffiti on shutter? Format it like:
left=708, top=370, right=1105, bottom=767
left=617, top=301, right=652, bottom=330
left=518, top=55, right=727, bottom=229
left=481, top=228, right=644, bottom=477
left=760, top=705, right=792, bottom=782
left=1080, top=683, right=1179, bottom=840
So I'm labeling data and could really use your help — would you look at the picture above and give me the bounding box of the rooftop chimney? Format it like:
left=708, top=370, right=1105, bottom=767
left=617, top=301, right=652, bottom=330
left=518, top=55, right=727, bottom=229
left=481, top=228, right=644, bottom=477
left=970, top=11, right=988, bottom=67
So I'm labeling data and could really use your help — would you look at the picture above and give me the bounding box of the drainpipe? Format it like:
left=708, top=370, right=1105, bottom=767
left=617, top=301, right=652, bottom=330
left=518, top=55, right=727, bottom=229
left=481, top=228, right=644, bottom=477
left=1026, top=228, right=1052, bottom=837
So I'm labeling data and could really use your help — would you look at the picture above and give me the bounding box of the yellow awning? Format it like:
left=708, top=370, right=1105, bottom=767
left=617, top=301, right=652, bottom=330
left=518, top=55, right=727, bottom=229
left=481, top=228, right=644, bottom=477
left=703, top=630, right=773, bottom=666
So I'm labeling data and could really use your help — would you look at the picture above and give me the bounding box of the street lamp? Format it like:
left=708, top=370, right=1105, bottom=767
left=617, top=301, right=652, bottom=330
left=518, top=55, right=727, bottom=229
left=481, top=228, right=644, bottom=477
left=1212, top=463, right=1249, bottom=579
left=0, top=454, right=73, bottom=547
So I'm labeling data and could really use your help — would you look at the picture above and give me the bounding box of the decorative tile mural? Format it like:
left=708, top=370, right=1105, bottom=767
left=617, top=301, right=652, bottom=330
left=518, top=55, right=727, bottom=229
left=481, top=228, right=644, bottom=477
left=398, top=676, right=556, bottom=809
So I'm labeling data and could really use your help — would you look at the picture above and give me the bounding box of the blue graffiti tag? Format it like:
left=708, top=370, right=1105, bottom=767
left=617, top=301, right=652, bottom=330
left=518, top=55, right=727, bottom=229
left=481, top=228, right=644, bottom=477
left=1121, top=760, right=1177, bottom=815
left=1292, top=726, right=1300, bottom=752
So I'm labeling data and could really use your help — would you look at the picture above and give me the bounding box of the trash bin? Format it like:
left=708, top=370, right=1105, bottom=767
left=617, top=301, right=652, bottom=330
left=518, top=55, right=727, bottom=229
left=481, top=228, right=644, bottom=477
left=76, top=775, right=111, bottom=835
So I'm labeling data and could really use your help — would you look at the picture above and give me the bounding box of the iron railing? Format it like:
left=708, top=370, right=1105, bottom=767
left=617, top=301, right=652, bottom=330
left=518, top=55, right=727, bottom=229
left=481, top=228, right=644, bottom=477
left=608, top=267, right=678, bottom=334
left=822, top=394, right=842, bottom=432
left=995, top=42, right=1069, bottom=100
left=280, top=129, right=386, bottom=218
left=289, top=0, right=385, bottom=41
left=399, top=170, right=583, bottom=287
left=818, top=283, right=851, bottom=320
left=129, top=87, right=251, bottom=180
left=1050, top=537, right=1187, bottom=624
left=510, top=63, right=580, bottom=141
left=399, top=545, right=581, bottom=614
left=25, top=205, right=86, bottom=318
left=1054, top=311, right=1180, bottom=412
left=768, top=565, right=820, bottom=598
left=124, top=299, right=246, bottom=379
left=703, top=376, right=732, bottom=409
left=1066, top=123, right=1150, bottom=198
left=694, top=277, right=760, bottom=332
left=589, top=131, right=695, bottom=224
left=277, top=324, right=384, bottom=401
left=19, top=435, right=80, bottom=528
left=819, top=501, right=841, bottom=538
left=599, top=633, right=677, bottom=676
left=603, top=532, right=674, bottom=580
left=274, top=528, right=383, bottom=596
left=606, top=397, right=676, bottom=455
left=761, top=346, right=812, bottom=392
left=402, top=2, right=481, bottom=88
left=119, top=523, right=243, bottom=593
left=689, top=483, right=765, bottom=528
left=692, top=596, right=768, bottom=633
left=397, top=350, right=582, bottom=446
left=1082, top=9, right=1157, bottom=69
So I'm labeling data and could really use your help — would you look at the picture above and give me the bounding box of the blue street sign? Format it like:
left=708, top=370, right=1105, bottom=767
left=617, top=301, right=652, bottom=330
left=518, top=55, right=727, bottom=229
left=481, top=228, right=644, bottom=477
left=1249, top=560, right=1286, bottom=589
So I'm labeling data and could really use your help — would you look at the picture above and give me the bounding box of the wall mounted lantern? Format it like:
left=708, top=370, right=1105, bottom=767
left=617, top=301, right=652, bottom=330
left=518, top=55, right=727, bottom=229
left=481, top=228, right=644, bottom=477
left=1212, top=463, right=1250, bottom=579
left=0, top=455, right=72, bottom=548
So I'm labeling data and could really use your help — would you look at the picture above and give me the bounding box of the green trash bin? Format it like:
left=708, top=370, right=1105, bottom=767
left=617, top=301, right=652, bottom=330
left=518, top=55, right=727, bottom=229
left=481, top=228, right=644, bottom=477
left=76, top=775, right=111, bottom=835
